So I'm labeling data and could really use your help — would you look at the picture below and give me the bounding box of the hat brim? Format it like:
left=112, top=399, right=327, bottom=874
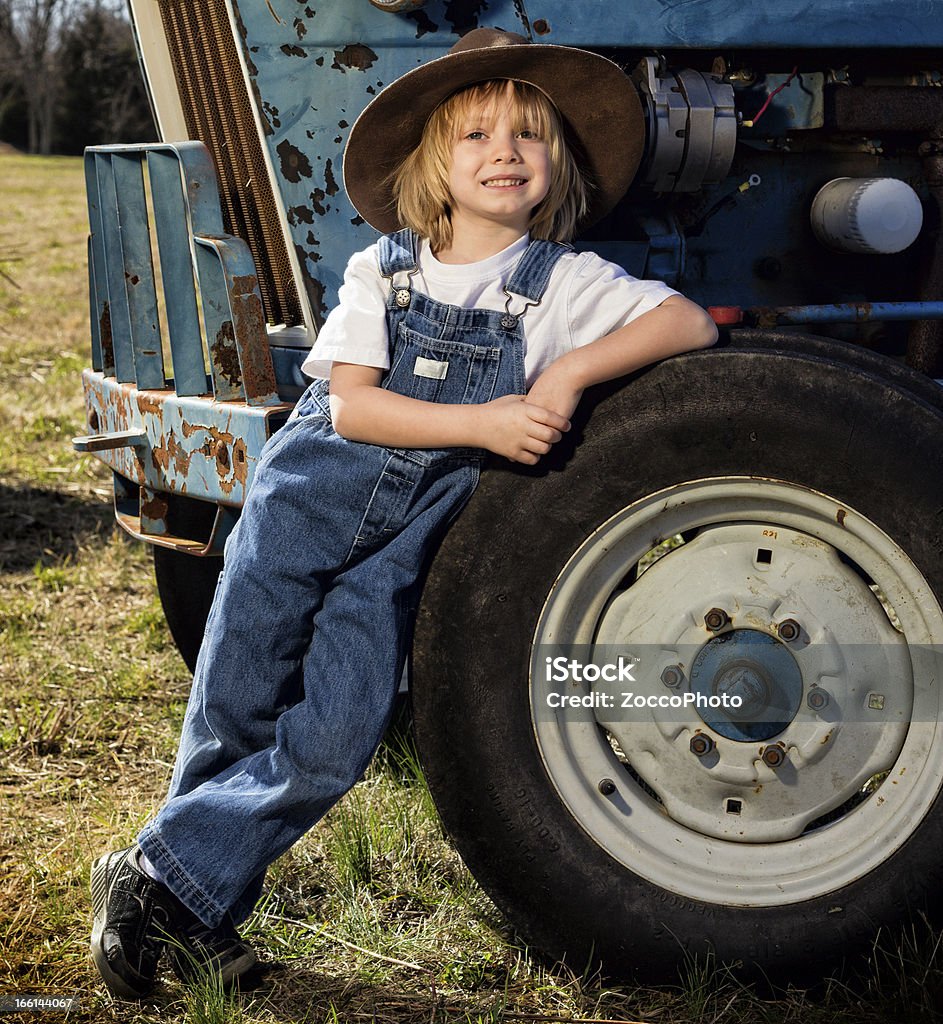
left=343, top=42, right=645, bottom=234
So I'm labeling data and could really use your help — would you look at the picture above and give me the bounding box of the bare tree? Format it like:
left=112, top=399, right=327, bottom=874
left=0, top=0, right=71, bottom=154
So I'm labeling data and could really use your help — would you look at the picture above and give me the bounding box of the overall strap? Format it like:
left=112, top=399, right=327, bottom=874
left=377, top=228, right=420, bottom=277
left=500, top=239, right=572, bottom=328
left=505, top=239, right=573, bottom=302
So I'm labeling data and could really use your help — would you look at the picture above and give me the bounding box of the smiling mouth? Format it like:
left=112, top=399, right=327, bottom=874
left=482, top=178, right=527, bottom=188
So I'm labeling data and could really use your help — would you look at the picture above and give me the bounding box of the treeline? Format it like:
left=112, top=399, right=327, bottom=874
left=0, top=0, right=154, bottom=155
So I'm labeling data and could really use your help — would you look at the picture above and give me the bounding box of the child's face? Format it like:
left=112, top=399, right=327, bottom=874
left=447, top=87, right=551, bottom=238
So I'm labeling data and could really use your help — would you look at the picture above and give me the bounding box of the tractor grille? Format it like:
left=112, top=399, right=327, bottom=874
left=157, top=0, right=302, bottom=327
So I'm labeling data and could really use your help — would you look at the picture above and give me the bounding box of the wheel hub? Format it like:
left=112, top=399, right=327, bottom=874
left=691, top=630, right=803, bottom=740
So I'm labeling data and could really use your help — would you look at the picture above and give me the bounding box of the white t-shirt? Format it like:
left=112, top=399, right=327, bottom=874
left=301, top=234, right=678, bottom=387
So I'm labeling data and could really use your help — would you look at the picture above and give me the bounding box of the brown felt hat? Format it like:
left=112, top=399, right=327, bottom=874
left=343, top=28, right=645, bottom=234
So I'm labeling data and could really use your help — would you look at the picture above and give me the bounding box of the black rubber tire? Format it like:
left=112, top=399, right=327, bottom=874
left=412, top=337, right=943, bottom=981
left=152, top=493, right=222, bottom=675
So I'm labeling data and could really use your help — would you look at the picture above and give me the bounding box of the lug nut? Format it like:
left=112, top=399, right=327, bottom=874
left=598, top=778, right=616, bottom=796
left=761, top=745, right=787, bottom=769
left=705, top=608, right=730, bottom=631
left=807, top=688, right=830, bottom=710
left=777, top=618, right=801, bottom=642
left=690, top=734, right=715, bottom=757
left=661, top=665, right=684, bottom=689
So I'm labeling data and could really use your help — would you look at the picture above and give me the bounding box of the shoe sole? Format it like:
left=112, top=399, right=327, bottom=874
left=90, top=850, right=153, bottom=1000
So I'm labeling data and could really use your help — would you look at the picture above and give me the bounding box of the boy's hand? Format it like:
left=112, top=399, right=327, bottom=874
left=478, top=394, right=570, bottom=464
left=526, top=362, right=585, bottom=423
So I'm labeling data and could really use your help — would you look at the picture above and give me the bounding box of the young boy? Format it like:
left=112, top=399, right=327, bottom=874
left=91, top=28, right=716, bottom=999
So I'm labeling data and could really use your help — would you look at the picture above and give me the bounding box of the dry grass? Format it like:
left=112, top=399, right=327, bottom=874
left=1, top=152, right=941, bottom=1023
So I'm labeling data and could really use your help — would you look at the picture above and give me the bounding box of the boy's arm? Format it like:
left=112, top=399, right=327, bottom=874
left=527, top=295, right=718, bottom=421
left=328, top=363, right=570, bottom=465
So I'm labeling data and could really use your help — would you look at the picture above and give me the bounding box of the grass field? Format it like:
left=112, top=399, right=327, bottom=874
left=1, top=151, right=942, bottom=1023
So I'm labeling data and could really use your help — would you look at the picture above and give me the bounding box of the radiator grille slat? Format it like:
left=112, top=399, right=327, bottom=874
left=158, top=0, right=302, bottom=328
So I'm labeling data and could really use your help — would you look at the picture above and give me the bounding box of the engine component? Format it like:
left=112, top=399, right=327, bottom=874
left=810, top=177, right=924, bottom=254
left=634, top=56, right=737, bottom=193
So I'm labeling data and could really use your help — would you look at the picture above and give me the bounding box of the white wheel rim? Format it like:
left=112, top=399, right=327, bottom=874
left=530, top=478, right=943, bottom=906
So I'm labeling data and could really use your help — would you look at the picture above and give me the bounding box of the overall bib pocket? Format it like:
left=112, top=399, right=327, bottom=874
left=382, top=325, right=503, bottom=406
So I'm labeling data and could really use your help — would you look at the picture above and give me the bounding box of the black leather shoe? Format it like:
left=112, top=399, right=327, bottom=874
left=90, top=846, right=173, bottom=998
left=166, top=913, right=261, bottom=990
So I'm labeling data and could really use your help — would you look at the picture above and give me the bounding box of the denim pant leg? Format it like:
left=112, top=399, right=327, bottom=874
left=158, top=416, right=345, bottom=806
left=137, top=500, right=421, bottom=928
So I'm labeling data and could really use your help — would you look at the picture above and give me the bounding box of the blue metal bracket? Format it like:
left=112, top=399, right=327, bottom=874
left=79, top=142, right=292, bottom=552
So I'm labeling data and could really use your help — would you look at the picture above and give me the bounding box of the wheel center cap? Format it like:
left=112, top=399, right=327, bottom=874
left=714, top=663, right=770, bottom=716
left=690, top=628, right=803, bottom=741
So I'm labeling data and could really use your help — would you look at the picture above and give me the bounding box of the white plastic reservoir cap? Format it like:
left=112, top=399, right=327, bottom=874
left=810, top=177, right=924, bottom=254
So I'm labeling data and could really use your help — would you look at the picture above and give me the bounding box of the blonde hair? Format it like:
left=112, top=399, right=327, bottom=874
left=392, top=79, right=591, bottom=251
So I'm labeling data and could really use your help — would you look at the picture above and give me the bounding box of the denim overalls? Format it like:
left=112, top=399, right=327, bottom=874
left=137, top=230, right=570, bottom=928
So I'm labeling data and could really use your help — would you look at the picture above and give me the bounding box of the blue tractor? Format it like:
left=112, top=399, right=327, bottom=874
left=75, top=0, right=943, bottom=979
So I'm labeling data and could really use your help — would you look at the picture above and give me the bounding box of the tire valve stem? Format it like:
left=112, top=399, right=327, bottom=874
left=598, top=778, right=617, bottom=796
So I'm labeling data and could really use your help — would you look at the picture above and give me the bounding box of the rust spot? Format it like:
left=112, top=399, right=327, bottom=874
left=292, top=17, right=307, bottom=39
left=230, top=290, right=278, bottom=402
left=216, top=441, right=231, bottom=473
left=315, top=55, right=324, bottom=66
left=171, top=432, right=190, bottom=478
left=338, top=119, right=349, bottom=129
left=310, top=188, right=327, bottom=215
left=837, top=508, right=847, bottom=527
left=89, top=409, right=100, bottom=433
left=125, top=272, right=141, bottom=286
left=232, top=438, right=248, bottom=489
left=99, top=301, right=114, bottom=371
left=288, top=205, right=314, bottom=225
left=443, top=0, right=486, bottom=34
left=141, top=491, right=169, bottom=523
left=137, top=392, right=164, bottom=415
left=280, top=43, right=307, bottom=57
left=324, top=159, right=339, bottom=197
left=331, top=44, right=378, bottom=72
left=263, top=101, right=281, bottom=131
left=821, top=729, right=833, bottom=745
left=407, top=8, right=438, bottom=37
left=232, top=274, right=257, bottom=295
left=533, top=18, right=550, bottom=34
left=151, top=438, right=170, bottom=472
left=276, top=140, right=312, bottom=182
left=752, top=306, right=779, bottom=329
left=351, top=214, right=365, bottom=226
left=211, top=320, right=242, bottom=389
